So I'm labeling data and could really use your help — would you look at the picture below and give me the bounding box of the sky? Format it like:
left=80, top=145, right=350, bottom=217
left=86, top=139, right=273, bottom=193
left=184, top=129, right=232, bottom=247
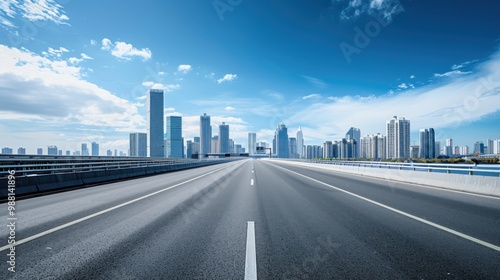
left=0, top=0, right=499, bottom=155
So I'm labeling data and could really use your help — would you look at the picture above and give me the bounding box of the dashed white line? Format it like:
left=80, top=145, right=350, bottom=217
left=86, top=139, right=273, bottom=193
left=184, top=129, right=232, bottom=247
left=245, top=221, right=257, bottom=280
left=250, top=179, right=254, bottom=185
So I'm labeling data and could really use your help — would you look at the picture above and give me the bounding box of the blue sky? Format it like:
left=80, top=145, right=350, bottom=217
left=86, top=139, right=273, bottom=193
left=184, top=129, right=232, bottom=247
left=0, top=0, right=499, bottom=154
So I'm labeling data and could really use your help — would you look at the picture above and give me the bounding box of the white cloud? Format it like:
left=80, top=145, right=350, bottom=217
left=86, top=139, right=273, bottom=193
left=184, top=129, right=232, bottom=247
left=101, top=38, right=152, bottom=61
left=286, top=49, right=500, bottom=143
left=142, top=81, right=180, bottom=92
left=434, top=70, right=472, bottom=78
left=397, top=83, right=408, bottom=89
left=302, top=93, right=321, bottom=100
left=410, top=75, right=415, bottom=79
left=451, top=59, right=478, bottom=70
left=68, top=53, right=93, bottom=65
left=302, top=75, right=327, bottom=88
left=81, top=53, right=93, bottom=60
left=0, top=0, right=69, bottom=29
left=0, top=45, right=145, bottom=132
left=177, top=64, right=192, bottom=73
left=217, top=73, right=237, bottom=84
left=90, top=39, right=97, bottom=46
left=225, top=106, right=235, bottom=111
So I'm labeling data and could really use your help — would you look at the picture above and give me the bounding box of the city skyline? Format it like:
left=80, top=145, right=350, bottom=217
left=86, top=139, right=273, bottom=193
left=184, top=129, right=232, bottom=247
left=0, top=1, right=499, bottom=153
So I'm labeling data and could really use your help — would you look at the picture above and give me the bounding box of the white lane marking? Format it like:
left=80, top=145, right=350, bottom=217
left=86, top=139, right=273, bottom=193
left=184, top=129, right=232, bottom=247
left=0, top=164, right=237, bottom=252
left=250, top=179, right=254, bottom=186
left=267, top=162, right=500, bottom=252
left=245, top=221, right=257, bottom=280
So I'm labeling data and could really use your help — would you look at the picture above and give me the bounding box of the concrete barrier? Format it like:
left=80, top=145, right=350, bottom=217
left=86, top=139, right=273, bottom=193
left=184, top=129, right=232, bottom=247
left=271, top=160, right=500, bottom=197
left=0, top=176, right=39, bottom=197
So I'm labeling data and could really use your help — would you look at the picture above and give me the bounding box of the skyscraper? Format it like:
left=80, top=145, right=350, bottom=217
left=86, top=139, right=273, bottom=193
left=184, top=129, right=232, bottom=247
left=2, top=147, right=13, bottom=154
left=165, top=116, right=183, bottom=158
left=248, top=132, right=256, bottom=155
left=445, top=138, right=453, bottom=156
left=48, top=146, right=58, bottom=155
left=418, top=128, right=435, bottom=158
left=386, top=116, right=410, bottom=159
left=219, top=122, right=230, bottom=153
left=81, top=143, right=89, bottom=156
left=289, top=137, right=297, bottom=158
left=200, top=113, right=212, bottom=156
left=37, top=148, right=43, bottom=155
left=345, top=127, right=361, bottom=158
left=130, top=133, right=147, bottom=157
left=17, top=147, right=26, bottom=155
left=147, top=89, right=164, bottom=157
left=275, top=123, right=289, bottom=158
left=91, top=142, right=99, bottom=156
left=297, top=127, right=304, bottom=159
left=323, top=141, right=333, bottom=159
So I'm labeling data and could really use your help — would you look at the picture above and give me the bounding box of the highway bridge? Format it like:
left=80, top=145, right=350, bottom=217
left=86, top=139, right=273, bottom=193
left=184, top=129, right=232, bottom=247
left=1, top=158, right=500, bottom=279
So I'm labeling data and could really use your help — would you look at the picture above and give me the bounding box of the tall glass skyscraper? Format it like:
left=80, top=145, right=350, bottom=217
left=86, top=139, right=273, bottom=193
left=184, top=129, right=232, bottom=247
left=418, top=128, right=435, bottom=158
left=130, top=132, right=147, bottom=157
left=345, top=127, right=361, bottom=158
left=200, top=113, right=212, bottom=156
left=297, top=127, right=304, bottom=159
left=275, top=123, right=289, bottom=158
left=248, top=132, right=256, bottom=155
left=165, top=116, right=183, bottom=158
left=147, top=89, right=164, bottom=157
left=219, top=122, right=230, bottom=153
left=91, top=142, right=99, bottom=156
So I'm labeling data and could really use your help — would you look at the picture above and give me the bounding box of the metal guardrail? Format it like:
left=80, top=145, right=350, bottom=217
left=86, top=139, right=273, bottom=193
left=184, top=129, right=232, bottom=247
left=0, top=155, right=233, bottom=178
left=282, top=159, right=500, bottom=177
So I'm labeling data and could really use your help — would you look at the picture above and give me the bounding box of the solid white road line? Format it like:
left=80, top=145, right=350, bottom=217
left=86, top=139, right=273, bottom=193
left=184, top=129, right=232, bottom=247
left=251, top=179, right=254, bottom=186
left=267, top=162, right=500, bottom=252
left=0, top=164, right=236, bottom=252
left=245, top=221, right=257, bottom=280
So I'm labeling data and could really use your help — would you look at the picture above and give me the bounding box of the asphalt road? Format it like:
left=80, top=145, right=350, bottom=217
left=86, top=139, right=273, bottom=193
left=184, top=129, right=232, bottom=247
left=1, top=158, right=499, bottom=279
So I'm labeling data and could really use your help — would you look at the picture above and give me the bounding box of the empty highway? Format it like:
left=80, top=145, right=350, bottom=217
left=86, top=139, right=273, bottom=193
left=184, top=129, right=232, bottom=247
left=2, top=159, right=500, bottom=279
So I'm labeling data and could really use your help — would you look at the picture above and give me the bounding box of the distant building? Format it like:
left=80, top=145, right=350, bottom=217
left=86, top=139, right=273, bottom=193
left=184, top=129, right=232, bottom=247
left=17, top=147, right=26, bottom=155
left=305, top=145, right=322, bottom=159
left=474, top=141, right=484, bottom=154
left=200, top=113, right=212, bottom=156
left=494, top=140, right=500, bottom=154
left=275, top=124, right=289, bottom=158
left=445, top=139, right=453, bottom=157
left=435, top=141, right=441, bottom=156
left=211, top=136, right=219, bottom=154
left=37, top=148, right=43, bottom=155
left=323, top=141, right=333, bottom=159
left=130, top=133, right=147, bottom=157
left=486, top=139, right=494, bottom=154
left=147, top=89, right=164, bottom=157
left=219, top=122, right=230, bottom=154
left=165, top=116, right=183, bottom=158
left=48, top=146, right=58, bottom=155
left=106, top=149, right=113, bottom=156
left=91, top=142, right=99, bottom=156
left=66, top=150, right=71, bottom=156
left=410, top=146, right=420, bottom=158
left=339, top=138, right=357, bottom=159
left=1, top=147, right=13, bottom=154
left=248, top=132, right=256, bottom=155
left=297, top=127, right=304, bottom=159
left=289, top=137, right=298, bottom=158
left=386, top=116, right=410, bottom=159
left=81, top=143, right=89, bottom=156
left=460, top=145, right=469, bottom=156
left=418, top=128, right=435, bottom=158
left=345, top=127, right=361, bottom=158
left=73, top=151, right=81, bottom=156
left=360, top=133, right=386, bottom=159
left=58, top=150, right=63, bottom=156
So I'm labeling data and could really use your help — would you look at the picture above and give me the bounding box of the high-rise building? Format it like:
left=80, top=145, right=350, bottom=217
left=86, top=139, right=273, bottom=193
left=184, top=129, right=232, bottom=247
left=474, top=141, right=484, bottom=154
left=200, top=113, right=212, bottom=156
left=339, top=138, right=357, bottom=159
left=165, top=116, right=183, bottom=158
left=418, top=128, right=435, bottom=158
left=275, top=124, right=289, bottom=158
left=211, top=135, right=219, bottom=154
left=345, top=127, right=361, bottom=158
left=2, top=147, right=13, bottom=154
left=58, top=150, right=63, bottom=156
left=486, top=139, right=494, bottom=154
left=297, top=127, right=304, bottom=159
left=410, top=146, right=420, bottom=158
left=494, top=139, right=500, bottom=154
left=445, top=138, right=453, bottom=156
left=17, top=147, right=26, bottom=155
left=81, top=143, right=89, bottom=156
left=37, top=148, right=43, bottom=155
left=435, top=141, right=441, bottom=156
left=147, top=89, right=164, bottom=157
left=289, top=137, right=297, bottom=158
left=323, top=141, right=333, bottom=159
left=106, top=149, right=113, bottom=156
left=386, top=116, right=410, bottom=159
left=66, top=150, right=71, bottom=156
left=130, top=133, right=147, bottom=157
left=48, top=146, right=58, bottom=155
left=248, top=132, right=257, bottom=155
left=454, top=146, right=460, bottom=155
left=91, top=142, right=99, bottom=156
left=219, top=122, right=230, bottom=154
left=460, top=145, right=469, bottom=156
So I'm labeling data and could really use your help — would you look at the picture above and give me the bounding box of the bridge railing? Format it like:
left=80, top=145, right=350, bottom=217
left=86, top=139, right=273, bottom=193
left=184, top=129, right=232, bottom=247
left=282, top=159, right=500, bottom=177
